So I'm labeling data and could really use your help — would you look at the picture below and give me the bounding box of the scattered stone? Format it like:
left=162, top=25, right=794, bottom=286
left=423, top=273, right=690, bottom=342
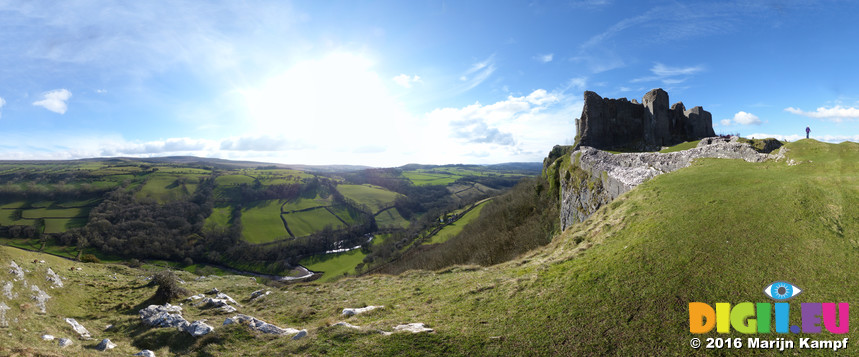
left=30, top=285, right=51, bottom=314
left=393, top=323, right=433, bottom=333
left=332, top=321, right=361, bottom=330
left=207, top=287, right=220, bottom=295
left=104, top=324, right=114, bottom=331
left=2, top=281, right=15, bottom=299
left=184, top=293, right=205, bottom=301
left=215, top=292, right=238, bottom=306
left=58, top=338, right=73, bottom=348
left=342, top=305, right=383, bottom=316
left=95, top=338, right=116, bottom=351
left=135, top=350, right=156, bottom=357
left=39, top=260, right=45, bottom=264
left=0, top=302, right=9, bottom=327
left=220, top=305, right=237, bottom=313
left=250, top=290, right=270, bottom=300
left=9, top=261, right=25, bottom=280
left=139, top=303, right=214, bottom=337
left=223, top=314, right=304, bottom=338
left=46, top=268, right=64, bottom=288
left=185, top=320, right=214, bottom=337
left=139, top=304, right=188, bottom=329
left=65, top=317, right=92, bottom=339
left=42, top=334, right=55, bottom=341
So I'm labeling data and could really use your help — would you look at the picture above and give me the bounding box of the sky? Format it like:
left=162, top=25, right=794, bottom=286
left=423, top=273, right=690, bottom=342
left=1, top=0, right=858, bottom=167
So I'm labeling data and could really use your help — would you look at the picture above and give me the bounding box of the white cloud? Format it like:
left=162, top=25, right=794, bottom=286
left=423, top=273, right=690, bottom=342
left=392, top=74, right=422, bottom=88
left=457, top=55, right=496, bottom=93
left=32, top=89, right=72, bottom=114
left=785, top=106, right=859, bottom=122
left=535, top=53, right=553, bottom=63
left=95, top=89, right=107, bottom=94
left=720, top=111, right=761, bottom=126
left=0, top=97, right=5, bottom=118
left=632, top=63, right=705, bottom=85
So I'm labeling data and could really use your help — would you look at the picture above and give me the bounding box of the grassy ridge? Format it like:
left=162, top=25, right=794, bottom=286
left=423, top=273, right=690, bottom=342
left=3, top=140, right=857, bottom=356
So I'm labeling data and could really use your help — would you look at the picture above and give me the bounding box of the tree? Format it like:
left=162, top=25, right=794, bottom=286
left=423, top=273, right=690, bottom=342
left=151, top=270, right=190, bottom=303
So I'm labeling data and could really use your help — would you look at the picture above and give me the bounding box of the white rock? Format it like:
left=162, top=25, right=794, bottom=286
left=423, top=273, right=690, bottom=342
left=9, top=261, right=25, bottom=280
left=41, top=334, right=55, bottom=341
left=2, top=281, right=16, bottom=299
left=139, top=304, right=188, bottom=329
left=220, top=305, right=237, bottom=313
left=333, top=321, right=361, bottom=329
left=393, top=323, right=433, bottom=333
left=215, top=292, right=238, bottom=306
left=292, top=329, right=307, bottom=340
left=185, top=320, right=214, bottom=337
left=31, top=285, right=51, bottom=314
left=135, top=350, right=156, bottom=357
left=0, top=302, right=9, bottom=327
left=207, top=287, right=220, bottom=294
left=184, top=294, right=205, bottom=301
left=46, top=268, right=63, bottom=288
left=223, top=314, right=304, bottom=338
left=250, top=290, right=270, bottom=300
left=342, top=305, right=383, bottom=316
left=65, top=317, right=91, bottom=339
left=95, top=338, right=116, bottom=351
left=58, top=338, right=73, bottom=347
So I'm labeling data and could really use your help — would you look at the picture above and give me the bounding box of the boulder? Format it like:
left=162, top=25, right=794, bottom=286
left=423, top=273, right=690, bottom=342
left=139, top=304, right=189, bottom=329
left=332, top=321, right=361, bottom=329
left=250, top=290, right=270, bottom=300
left=58, top=338, right=73, bottom=348
left=215, top=292, right=238, bottom=306
left=135, top=350, right=156, bottom=357
left=185, top=320, right=214, bottom=337
left=0, top=302, right=9, bottom=327
left=207, top=287, right=220, bottom=294
left=393, top=323, right=433, bottom=333
left=9, top=261, right=25, bottom=280
left=65, top=318, right=91, bottom=339
left=342, top=305, right=383, bottom=316
left=95, top=338, right=116, bottom=351
left=2, top=281, right=15, bottom=299
left=224, top=314, right=304, bottom=338
left=30, top=285, right=51, bottom=314
left=46, top=267, right=63, bottom=288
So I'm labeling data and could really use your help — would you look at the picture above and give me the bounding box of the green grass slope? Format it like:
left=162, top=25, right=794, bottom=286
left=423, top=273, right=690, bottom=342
left=3, top=140, right=857, bottom=356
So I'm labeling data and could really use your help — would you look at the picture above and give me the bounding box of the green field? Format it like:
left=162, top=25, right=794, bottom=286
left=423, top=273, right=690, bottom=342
left=402, top=171, right=460, bottom=186
left=299, top=233, right=388, bottom=282
left=337, top=184, right=400, bottom=211
left=374, top=207, right=409, bottom=228
left=425, top=200, right=490, bottom=244
left=281, top=196, right=333, bottom=212
left=136, top=173, right=203, bottom=203
left=44, top=217, right=87, bottom=234
left=214, top=174, right=255, bottom=186
left=240, top=200, right=289, bottom=244
left=282, top=208, right=345, bottom=237
left=205, top=205, right=233, bottom=227
left=21, top=207, right=88, bottom=219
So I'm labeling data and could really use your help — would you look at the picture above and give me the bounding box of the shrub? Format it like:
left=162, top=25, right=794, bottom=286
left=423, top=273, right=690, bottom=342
left=151, top=270, right=190, bottom=303
left=80, top=254, right=102, bottom=263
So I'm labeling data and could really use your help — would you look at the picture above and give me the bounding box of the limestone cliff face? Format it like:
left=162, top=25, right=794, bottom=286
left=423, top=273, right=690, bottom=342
left=558, top=137, right=786, bottom=230
left=575, top=89, right=716, bottom=151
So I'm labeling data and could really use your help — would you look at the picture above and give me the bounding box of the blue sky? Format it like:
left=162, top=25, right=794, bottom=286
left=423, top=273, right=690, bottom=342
left=1, top=1, right=858, bottom=166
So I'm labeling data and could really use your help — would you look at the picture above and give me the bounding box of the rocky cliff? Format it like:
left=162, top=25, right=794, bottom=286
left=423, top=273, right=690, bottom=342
left=556, top=137, right=788, bottom=230
left=575, top=89, right=716, bottom=151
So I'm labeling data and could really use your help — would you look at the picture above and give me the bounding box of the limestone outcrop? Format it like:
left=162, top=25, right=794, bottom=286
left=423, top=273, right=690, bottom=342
left=575, top=89, right=715, bottom=151
left=559, top=137, right=787, bottom=230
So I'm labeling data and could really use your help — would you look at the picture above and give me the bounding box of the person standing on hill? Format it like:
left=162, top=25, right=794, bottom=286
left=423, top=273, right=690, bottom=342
left=806, top=126, right=810, bottom=139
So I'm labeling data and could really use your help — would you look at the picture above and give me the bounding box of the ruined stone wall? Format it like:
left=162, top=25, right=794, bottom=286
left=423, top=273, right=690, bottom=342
left=575, top=89, right=715, bottom=151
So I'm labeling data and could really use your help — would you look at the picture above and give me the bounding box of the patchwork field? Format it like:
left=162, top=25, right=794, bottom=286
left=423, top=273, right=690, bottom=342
left=240, top=200, right=289, bottom=244
left=337, top=184, right=401, bottom=212
left=374, top=208, right=409, bottom=229
left=282, top=208, right=345, bottom=238
left=136, top=173, right=205, bottom=203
